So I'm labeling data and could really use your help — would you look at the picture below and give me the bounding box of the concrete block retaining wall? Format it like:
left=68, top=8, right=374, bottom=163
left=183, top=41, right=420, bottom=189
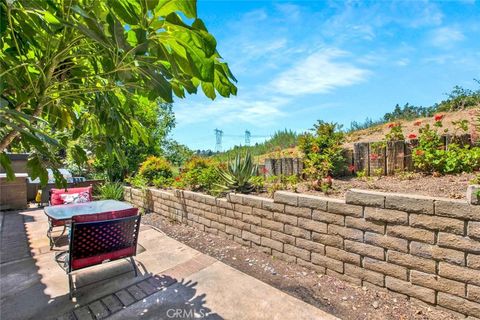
left=124, top=187, right=480, bottom=318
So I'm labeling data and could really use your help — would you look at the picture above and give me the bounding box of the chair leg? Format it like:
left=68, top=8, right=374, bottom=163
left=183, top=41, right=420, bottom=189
left=68, top=273, right=74, bottom=299
left=130, top=257, right=138, bottom=277
left=47, top=223, right=53, bottom=249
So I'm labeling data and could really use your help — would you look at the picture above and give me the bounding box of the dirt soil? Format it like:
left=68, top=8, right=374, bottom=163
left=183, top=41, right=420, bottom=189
left=142, top=214, right=459, bottom=320
left=256, top=172, right=478, bottom=200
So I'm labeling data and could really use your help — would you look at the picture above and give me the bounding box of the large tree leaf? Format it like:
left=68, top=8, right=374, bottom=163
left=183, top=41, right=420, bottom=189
left=155, top=0, right=197, bottom=19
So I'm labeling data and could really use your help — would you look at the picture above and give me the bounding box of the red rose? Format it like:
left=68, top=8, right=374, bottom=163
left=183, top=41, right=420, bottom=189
left=434, top=114, right=444, bottom=122
left=408, top=133, right=417, bottom=139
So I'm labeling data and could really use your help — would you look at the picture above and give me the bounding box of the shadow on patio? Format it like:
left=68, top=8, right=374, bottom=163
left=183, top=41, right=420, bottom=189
left=0, top=208, right=221, bottom=320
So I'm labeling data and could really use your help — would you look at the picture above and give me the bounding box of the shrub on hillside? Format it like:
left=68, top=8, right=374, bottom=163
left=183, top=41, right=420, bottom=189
left=413, top=116, right=480, bottom=174
left=299, top=121, right=346, bottom=181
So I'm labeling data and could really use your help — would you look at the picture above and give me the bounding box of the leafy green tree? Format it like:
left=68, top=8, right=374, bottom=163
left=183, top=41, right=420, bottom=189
left=0, top=0, right=237, bottom=184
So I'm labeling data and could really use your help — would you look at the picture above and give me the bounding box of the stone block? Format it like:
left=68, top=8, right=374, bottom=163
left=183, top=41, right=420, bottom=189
left=327, top=199, right=363, bottom=217
left=312, top=232, right=343, bottom=249
left=242, top=230, right=261, bottom=244
left=261, top=237, right=283, bottom=252
left=365, top=232, right=408, bottom=252
left=261, top=218, right=284, bottom=232
left=345, top=189, right=385, bottom=208
left=345, top=217, right=385, bottom=234
left=312, top=209, right=345, bottom=225
left=437, top=232, right=480, bottom=253
left=285, top=205, right=312, bottom=218
left=344, top=263, right=385, bottom=286
left=273, top=191, right=298, bottom=206
left=386, top=225, right=435, bottom=244
left=345, top=240, right=384, bottom=260
left=437, top=292, right=480, bottom=318
left=284, top=243, right=311, bottom=261
left=468, top=221, right=480, bottom=240
left=435, top=199, right=480, bottom=221
left=328, top=225, right=363, bottom=241
left=387, top=251, right=436, bottom=273
left=363, top=257, right=408, bottom=280
left=298, top=218, right=327, bottom=233
left=311, top=253, right=344, bottom=273
left=296, top=238, right=325, bottom=254
left=364, top=207, right=408, bottom=225
left=410, top=214, right=464, bottom=235
left=385, top=277, right=436, bottom=304
left=385, top=193, right=435, bottom=214
left=325, top=246, right=361, bottom=265
left=273, top=212, right=298, bottom=226
left=271, top=231, right=296, bottom=245
left=284, top=224, right=311, bottom=239
left=438, top=262, right=480, bottom=286
left=297, top=194, right=328, bottom=210
left=409, top=241, right=465, bottom=266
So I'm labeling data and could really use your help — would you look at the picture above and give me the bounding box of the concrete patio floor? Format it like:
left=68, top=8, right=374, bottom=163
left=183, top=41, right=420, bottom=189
left=0, top=208, right=337, bottom=320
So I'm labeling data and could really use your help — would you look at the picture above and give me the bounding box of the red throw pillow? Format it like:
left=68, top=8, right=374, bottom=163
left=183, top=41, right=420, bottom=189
left=50, top=186, right=93, bottom=205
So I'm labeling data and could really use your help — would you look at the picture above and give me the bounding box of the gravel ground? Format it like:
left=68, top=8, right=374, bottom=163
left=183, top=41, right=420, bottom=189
left=256, top=172, right=478, bottom=200
left=142, top=213, right=459, bottom=320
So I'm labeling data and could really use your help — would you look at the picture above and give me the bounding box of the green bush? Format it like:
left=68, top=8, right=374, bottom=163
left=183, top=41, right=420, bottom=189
left=138, top=156, right=174, bottom=183
left=298, top=121, right=346, bottom=179
left=171, top=157, right=222, bottom=195
left=98, top=182, right=124, bottom=200
left=413, top=118, right=480, bottom=174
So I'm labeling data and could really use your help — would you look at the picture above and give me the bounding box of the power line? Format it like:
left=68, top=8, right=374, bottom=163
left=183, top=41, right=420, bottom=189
left=245, top=130, right=251, bottom=146
left=214, top=128, right=223, bottom=152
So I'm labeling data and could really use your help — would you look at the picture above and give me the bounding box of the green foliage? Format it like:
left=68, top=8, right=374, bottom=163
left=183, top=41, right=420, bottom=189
left=215, top=153, right=258, bottom=194
left=162, top=140, right=194, bottom=166
left=138, top=156, right=174, bottom=184
left=213, top=129, right=298, bottom=161
left=0, top=0, right=236, bottom=185
left=298, top=121, right=346, bottom=179
left=125, top=174, right=148, bottom=188
left=179, top=157, right=221, bottom=194
left=436, top=81, right=480, bottom=112
left=413, top=119, right=480, bottom=174
left=98, top=182, right=124, bottom=201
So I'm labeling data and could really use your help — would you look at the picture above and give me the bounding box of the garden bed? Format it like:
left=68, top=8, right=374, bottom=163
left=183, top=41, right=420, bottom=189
left=142, top=214, right=458, bottom=320
left=257, top=172, right=478, bottom=200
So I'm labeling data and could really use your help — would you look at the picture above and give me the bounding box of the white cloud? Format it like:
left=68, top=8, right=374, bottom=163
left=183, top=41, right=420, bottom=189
left=395, top=58, right=410, bottom=67
left=175, top=95, right=288, bottom=127
left=429, top=26, right=465, bottom=47
left=271, top=49, right=369, bottom=96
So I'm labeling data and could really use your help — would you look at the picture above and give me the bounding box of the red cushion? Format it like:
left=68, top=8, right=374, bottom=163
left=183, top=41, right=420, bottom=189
left=71, top=247, right=136, bottom=271
left=72, top=207, right=138, bottom=223
left=50, top=186, right=93, bottom=206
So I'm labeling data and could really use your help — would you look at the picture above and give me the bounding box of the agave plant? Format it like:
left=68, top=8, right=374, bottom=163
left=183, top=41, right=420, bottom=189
left=216, top=153, right=258, bottom=194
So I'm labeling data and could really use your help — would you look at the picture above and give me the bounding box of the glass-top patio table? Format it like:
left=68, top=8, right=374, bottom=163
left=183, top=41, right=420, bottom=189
left=44, top=200, right=133, bottom=221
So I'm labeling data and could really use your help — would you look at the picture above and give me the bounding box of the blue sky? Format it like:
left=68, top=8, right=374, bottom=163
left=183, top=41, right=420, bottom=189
left=171, top=0, right=480, bottom=151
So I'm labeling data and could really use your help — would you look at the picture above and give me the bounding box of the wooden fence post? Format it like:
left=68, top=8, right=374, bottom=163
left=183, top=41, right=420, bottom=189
left=354, top=142, right=369, bottom=175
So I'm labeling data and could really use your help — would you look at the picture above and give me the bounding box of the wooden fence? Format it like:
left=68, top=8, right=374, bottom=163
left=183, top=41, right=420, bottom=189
left=261, top=134, right=473, bottom=177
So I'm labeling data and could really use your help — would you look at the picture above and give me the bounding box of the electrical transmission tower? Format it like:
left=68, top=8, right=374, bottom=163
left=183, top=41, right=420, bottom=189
left=245, top=130, right=251, bottom=146
left=214, top=129, right=223, bottom=152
